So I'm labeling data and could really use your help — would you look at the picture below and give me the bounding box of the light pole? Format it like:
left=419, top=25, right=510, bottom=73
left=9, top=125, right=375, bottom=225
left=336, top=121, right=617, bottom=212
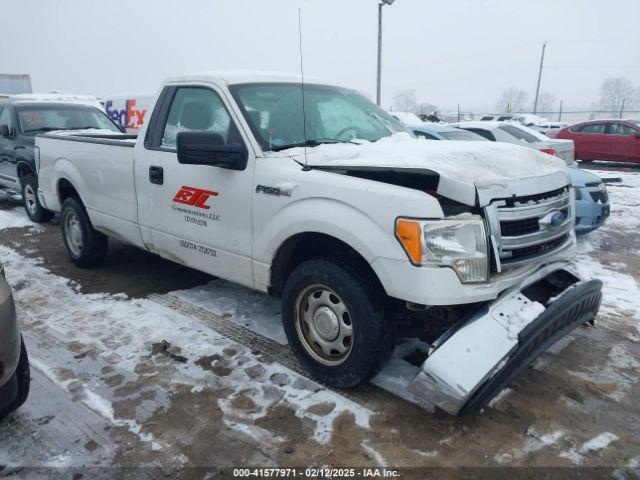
left=376, top=0, right=396, bottom=106
left=532, top=41, right=547, bottom=115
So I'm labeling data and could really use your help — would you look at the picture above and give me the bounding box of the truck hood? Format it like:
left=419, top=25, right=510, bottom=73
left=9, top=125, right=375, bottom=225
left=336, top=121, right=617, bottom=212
left=281, top=133, right=569, bottom=206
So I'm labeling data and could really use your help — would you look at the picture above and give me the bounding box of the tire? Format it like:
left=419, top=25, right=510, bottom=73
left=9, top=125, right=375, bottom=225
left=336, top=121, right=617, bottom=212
left=282, top=258, right=395, bottom=388
left=60, top=197, right=108, bottom=267
left=0, top=337, right=30, bottom=421
left=21, top=174, right=53, bottom=223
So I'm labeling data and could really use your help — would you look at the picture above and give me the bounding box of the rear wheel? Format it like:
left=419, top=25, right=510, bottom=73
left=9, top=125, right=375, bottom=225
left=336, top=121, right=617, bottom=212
left=21, top=174, right=53, bottom=223
left=0, top=337, right=30, bottom=421
left=282, top=258, right=395, bottom=388
left=61, top=197, right=108, bottom=267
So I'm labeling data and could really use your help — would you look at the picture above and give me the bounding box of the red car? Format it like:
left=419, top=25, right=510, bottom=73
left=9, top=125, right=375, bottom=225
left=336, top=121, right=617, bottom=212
left=556, top=119, right=640, bottom=163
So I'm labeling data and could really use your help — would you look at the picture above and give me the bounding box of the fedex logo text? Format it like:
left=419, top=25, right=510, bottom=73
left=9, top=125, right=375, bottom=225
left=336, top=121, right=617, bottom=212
left=105, top=99, right=147, bottom=130
left=173, top=186, right=219, bottom=210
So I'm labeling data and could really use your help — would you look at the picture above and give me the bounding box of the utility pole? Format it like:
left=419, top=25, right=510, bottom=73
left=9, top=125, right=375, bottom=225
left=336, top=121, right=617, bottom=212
left=457, top=104, right=461, bottom=122
left=533, top=42, right=547, bottom=115
left=558, top=99, right=563, bottom=121
left=619, top=98, right=626, bottom=118
left=376, top=0, right=396, bottom=106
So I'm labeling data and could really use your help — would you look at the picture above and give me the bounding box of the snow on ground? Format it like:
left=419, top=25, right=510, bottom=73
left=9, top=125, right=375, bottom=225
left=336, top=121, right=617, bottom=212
left=0, top=207, right=38, bottom=230
left=0, top=244, right=373, bottom=466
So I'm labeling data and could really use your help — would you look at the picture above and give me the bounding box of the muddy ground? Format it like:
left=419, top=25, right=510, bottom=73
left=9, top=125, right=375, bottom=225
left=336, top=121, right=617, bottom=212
left=0, top=164, right=639, bottom=478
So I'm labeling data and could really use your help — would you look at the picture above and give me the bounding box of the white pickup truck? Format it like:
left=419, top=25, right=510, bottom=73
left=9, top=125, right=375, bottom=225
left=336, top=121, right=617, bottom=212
left=36, top=71, right=602, bottom=415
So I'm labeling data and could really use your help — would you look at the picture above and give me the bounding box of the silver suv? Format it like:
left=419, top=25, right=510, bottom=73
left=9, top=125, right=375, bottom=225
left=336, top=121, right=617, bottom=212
left=0, top=262, right=29, bottom=420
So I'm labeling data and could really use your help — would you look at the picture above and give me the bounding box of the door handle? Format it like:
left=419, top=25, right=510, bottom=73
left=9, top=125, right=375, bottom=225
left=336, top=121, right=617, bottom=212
left=149, top=165, right=164, bottom=185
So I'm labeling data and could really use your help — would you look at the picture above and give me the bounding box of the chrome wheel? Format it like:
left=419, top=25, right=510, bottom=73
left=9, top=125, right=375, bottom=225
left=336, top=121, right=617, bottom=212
left=24, top=184, right=37, bottom=216
left=63, top=211, right=83, bottom=256
left=295, top=284, right=354, bottom=366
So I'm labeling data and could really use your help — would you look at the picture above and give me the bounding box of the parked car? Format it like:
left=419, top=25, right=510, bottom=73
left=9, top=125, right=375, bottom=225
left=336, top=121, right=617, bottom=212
left=0, top=96, right=124, bottom=221
left=423, top=122, right=608, bottom=234
left=453, top=121, right=576, bottom=165
left=555, top=119, right=640, bottom=163
left=570, top=167, right=610, bottom=234
left=35, top=71, right=602, bottom=416
left=0, top=262, right=29, bottom=421
left=408, top=123, right=489, bottom=141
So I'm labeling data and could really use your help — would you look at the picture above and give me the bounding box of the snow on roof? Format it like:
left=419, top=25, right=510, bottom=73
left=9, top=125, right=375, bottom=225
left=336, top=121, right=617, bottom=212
left=8, top=93, right=102, bottom=108
left=452, top=120, right=507, bottom=130
left=163, top=69, right=341, bottom=88
left=389, top=111, right=424, bottom=125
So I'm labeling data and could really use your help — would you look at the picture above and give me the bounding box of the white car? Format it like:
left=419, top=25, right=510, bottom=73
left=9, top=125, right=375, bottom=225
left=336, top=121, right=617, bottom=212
left=453, top=121, right=576, bottom=165
left=35, top=71, right=602, bottom=415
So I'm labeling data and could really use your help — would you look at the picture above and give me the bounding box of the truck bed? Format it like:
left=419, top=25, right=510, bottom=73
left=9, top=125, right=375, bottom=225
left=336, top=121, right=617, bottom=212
left=36, top=132, right=142, bottom=247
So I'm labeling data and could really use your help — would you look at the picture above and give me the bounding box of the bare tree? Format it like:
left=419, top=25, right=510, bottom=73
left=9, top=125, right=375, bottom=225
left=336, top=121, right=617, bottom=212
left=599, top=77, right=637, bottom=116
left=393, top=89, right=419, bottom=113
left=496, top=87, right=529, bottom=113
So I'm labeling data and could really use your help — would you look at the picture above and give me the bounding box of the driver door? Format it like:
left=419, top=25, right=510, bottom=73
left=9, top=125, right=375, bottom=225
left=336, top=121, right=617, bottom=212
left=0, top=106, right=17, bottom=188
left=135, top=85, right=256, bottom=288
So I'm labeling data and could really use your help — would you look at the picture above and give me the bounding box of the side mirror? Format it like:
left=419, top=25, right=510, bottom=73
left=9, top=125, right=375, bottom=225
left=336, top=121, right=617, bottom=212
left=0, top=124, right=9, bottom=137
left=635, top=132, right=640, bottom=139
left=176, top=131, right=247, bottom=170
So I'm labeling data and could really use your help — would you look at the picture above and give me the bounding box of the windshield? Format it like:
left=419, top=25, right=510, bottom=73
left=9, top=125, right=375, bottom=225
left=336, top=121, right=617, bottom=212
left=440, top=129, right=488, bottom=141
left=229, top=83, right=406, bottom=151
left=17, top=104, right=121, bottom=134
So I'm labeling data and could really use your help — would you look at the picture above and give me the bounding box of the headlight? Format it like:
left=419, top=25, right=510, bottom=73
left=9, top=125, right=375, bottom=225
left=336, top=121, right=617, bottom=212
left=395, top=217, right=489, bottom=283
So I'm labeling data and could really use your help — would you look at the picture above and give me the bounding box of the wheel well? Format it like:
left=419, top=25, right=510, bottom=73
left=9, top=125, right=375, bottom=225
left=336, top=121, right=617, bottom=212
left=17, top=163, right=34, bottom=181
left=269, top=232, right=385, bottom=297
left=58, top=179, right=80, bottom=204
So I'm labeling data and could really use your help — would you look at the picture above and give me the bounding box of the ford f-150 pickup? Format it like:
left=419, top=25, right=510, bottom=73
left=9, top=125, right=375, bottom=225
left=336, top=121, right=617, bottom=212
left=35, top=71, right=603, bottom=415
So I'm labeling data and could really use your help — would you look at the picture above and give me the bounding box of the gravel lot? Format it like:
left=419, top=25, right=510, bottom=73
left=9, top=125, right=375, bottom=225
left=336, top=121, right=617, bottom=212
left=0, top=164, right=639, bottom=477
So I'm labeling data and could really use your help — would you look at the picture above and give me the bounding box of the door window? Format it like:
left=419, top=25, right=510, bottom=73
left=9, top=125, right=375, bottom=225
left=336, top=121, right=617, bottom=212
left=161, top=87, right=240, bottom=149
left=607, top=123, right=636, bottom=135
left=0, top=107, right=13, bottom=134
left=575, top=123, right=606, bottom=134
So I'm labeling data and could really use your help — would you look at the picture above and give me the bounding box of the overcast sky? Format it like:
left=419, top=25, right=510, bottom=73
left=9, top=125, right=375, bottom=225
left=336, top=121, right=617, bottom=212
left=3, top=0, right=639, bottom=112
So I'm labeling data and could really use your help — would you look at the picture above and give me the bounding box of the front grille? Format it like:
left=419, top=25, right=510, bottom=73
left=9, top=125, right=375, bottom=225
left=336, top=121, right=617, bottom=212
left=501, top=187, right=567, bottom=208
left=502, top=234, right=570, bottom=264
left=485, top=187, right=574, bottom=271
left=589, top=191, right=608, bottom=204
left=500, top=207, right=570, bottom=237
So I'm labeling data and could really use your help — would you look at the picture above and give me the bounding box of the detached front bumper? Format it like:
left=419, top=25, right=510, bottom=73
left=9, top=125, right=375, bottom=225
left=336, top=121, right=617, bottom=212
left=408, top=263, right=602, bottom=416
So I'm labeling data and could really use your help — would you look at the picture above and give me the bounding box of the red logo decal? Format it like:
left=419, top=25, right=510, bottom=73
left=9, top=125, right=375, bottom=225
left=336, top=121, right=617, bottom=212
left=173, top=186, right=219, bottom=210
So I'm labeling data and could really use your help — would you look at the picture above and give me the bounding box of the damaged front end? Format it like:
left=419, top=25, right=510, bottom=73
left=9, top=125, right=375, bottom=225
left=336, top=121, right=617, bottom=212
left=407, top=263, right=602, bottom=416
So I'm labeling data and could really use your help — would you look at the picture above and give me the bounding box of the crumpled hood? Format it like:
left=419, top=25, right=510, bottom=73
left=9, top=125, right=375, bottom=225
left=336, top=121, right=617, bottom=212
left=282, top=133, right=570, bottom=206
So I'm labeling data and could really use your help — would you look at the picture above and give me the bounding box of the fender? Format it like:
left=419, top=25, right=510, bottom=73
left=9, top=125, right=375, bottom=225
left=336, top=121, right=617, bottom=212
left=48, top=157, right=90, bottom=213
left=252, top=196, right=431, bottom=292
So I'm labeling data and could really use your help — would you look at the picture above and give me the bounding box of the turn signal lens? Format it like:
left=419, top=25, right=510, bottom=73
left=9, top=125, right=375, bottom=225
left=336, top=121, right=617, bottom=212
left=396, top=219, right=422, bottom=265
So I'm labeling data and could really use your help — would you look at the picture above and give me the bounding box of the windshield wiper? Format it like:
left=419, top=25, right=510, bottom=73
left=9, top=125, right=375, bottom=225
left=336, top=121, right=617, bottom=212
left=271, top=137, right=357, bottom=152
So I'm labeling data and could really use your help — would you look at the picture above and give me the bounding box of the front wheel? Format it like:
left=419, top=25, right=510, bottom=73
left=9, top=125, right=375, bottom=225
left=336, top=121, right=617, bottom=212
left=282, top=259, right=395, bottom=388
left=61, top=197, right=108, bottom=267
left=21, top=175, right=53, bottom=223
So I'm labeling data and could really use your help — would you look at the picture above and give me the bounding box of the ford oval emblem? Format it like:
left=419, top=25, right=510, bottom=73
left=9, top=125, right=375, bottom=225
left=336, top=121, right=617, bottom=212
left=541, top=211, right=566, bottom=227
